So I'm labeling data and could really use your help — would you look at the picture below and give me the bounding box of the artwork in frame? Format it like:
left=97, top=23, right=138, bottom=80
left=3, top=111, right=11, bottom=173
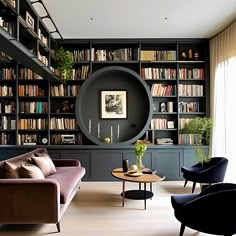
left=26, top=11, right=34, bottom=31
left=100, top=90, right=127, bottom=119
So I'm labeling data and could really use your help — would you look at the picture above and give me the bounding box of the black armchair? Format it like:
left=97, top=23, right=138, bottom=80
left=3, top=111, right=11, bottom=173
left=181, top=157, right=228, bottom=193
left=171, top=183, right=236, bottom=236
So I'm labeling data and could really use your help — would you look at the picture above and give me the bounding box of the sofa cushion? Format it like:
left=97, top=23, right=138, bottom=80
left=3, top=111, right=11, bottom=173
left=46, top=166, right=85, bottom=204
left=19, top=164, right=44, bottom=179
left=0, top=153, right=34, bottom=178
left=2, top=161, right=19, bottom=178
left=32, top=154, right=56, bottom=177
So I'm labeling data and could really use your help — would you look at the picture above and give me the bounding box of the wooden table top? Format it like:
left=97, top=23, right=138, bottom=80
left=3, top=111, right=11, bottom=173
left=111, top=168, right=164, bottom=183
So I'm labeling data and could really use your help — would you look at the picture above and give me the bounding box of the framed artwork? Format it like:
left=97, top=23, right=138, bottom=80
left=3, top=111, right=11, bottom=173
left=26, top=11, right=34, bottom=31
left=100, top=90, right=127, bottom=119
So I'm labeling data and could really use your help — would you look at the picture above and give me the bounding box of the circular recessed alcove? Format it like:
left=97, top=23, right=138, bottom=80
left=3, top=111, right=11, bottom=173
left=75, top=66, right=153, bottom=145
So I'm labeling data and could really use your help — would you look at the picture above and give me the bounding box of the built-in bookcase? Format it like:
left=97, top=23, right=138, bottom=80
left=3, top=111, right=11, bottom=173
left=57, top=39, right=209, bottom=146
left=0, top=0, right=210, bottom=147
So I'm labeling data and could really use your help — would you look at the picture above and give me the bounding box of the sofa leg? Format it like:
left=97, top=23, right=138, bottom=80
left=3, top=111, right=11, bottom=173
left=192, top=182, right=196, bottom=193
left=184, top=180, right=188, bottom=188
left=56, top=222, right=60, bottom=232
left=179, top=224, right=185, bottom=236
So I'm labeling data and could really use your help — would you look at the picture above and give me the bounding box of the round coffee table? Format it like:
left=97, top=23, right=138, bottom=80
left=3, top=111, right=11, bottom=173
left=111, top=168, right=165, bottom=209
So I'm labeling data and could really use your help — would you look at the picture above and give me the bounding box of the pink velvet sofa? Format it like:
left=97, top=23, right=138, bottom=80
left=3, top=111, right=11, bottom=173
left=0, top=148, right=86, bottom=232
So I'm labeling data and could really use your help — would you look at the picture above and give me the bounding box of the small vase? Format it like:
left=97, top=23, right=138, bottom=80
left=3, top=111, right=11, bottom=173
left=136, top=156, right=143, bottom=170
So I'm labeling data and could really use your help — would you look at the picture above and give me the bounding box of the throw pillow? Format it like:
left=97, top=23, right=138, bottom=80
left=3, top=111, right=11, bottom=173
left=19, top=164, right=44, bottom=179
left=2, top=161, right=19, bottom=178
left=32, top=154, right=56, bottom=177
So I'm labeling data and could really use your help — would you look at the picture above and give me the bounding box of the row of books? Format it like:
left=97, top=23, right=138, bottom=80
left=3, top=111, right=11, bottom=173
left=50, top=133, right=82, bottom=145
left=0, top=116, right=16, bottom=130
left=179, top=118, right=193, bottom=130
left=19, top=102, right=48, bottom=113
left=18, top=85, right=46, bottom=96
left=179, top=133, right=201, bottom=145
left=91, top=48, right=139, bottom=61
left=156, top=138, right=173, bottom=145
left=178, top=84, right=204, bottom=96
left=141, top=68, right=177, bottom=80
left=50, top=117, right=77, bottom=130
left=38, top=28, right=48, bottom=47
left=18, top=118, right=47, bottom=130
left=0, top=18, right=15, bottom=36
left=0, top=102, right=16, bottom=113
left=140, top=50, right=177, bottom=61
left=179, top=68, right=205, bottom=80
left=72, top=49, right=90, bottom=61
left=0, top=133, right=7, bottom=145
left=151, top=84, right=176, bottom=96
left=38, top=52, right=48, bottom=66
left=19, top=68, right=43, bottom=80
left=18, top=134, right=38, bottom=145
left=51, top=84, right=80, bottom=97
left=0, top=85, right=14, bottom=96
left=73, top=66, right=89, bottom=80
left=7, top=0, right=16, bottom=8
left=0, top=68, right=15, bottom=80
left=179, top=102, right=200, bottom=113
left=150, top=118, right=175, bottom=130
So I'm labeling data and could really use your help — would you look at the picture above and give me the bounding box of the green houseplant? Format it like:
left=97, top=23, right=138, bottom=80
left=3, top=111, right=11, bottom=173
left=184, top=117, right=214, bottom=165
left=135, top=140, right=148, bottom=169
left=55, top=47, right=74, bottom=82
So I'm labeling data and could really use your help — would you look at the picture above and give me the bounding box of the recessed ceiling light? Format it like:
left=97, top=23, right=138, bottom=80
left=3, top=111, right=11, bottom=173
left=164, top=17, right=168, bottom=20
left=90, top=17, right=93, bottom=20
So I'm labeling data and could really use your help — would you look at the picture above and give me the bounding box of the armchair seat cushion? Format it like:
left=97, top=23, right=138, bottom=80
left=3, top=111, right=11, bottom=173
left=46, top=166, right=86, bottom=204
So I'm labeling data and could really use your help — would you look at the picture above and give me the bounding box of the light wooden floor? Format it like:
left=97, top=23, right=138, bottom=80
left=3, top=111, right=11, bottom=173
left=0, top=181, right=213, bottom=236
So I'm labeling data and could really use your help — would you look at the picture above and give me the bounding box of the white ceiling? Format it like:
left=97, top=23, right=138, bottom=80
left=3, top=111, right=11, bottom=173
left=33, top=0, right=236, bottom=39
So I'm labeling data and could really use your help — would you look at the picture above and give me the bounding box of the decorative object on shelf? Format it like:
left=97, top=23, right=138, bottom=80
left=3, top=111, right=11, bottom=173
left=167, top=101, right=173, bottom=112
left=135, top=140, right=148, bottom=170
left=194, top=52, right=199, bottom=60
left=26, top=11, right=34, bottom=31
left=88, top=119, right=91, bottom=133
left=181, top=51, right=187, bottom=60
left=62, top=100, right=73, bottom=113
left=100, top=90, right=127, bottom=119
left=97, top=122, right=100, bottom=139
left=41, top=137, right=48, bottom=145
left=188, top=49, right=193, bottom=59
left=103, top=137, right=111, bottom=143
left=160, top=102, right=167, bottom=112
left=183, top=117, right=214, bottom=165
left=55, top=47, right=74, bottom=82
left=117, top=124, right=120, bottom=142
left=110, top=126, right=113, bottom=143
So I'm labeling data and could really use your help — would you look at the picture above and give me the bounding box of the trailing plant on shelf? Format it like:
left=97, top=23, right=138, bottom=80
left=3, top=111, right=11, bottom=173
left=184, top=117, right=214, bottom=165
left=55, top=47, right=74, bottom=82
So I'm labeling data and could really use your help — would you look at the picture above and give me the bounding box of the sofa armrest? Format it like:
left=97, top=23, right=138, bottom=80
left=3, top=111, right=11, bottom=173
left=0, top=179, right=60, bottom=224
left=53, top=159, right=81, bottom=167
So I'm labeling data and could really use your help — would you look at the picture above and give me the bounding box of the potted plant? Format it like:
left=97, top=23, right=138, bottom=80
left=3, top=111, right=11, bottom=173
left=183, top=117, right=214, bottom=165
left=135, top=140, right=148, bottom=169
left=55, top=47, right=74, bottom=82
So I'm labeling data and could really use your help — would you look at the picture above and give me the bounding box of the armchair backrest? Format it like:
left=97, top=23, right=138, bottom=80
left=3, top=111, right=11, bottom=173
left=197, top=157, right=228, bottom=183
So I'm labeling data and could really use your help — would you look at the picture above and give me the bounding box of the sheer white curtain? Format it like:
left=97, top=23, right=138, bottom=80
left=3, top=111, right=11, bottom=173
left=212, top=57, right=236, bottom=182
left=210, top=20, right=236, bottom=182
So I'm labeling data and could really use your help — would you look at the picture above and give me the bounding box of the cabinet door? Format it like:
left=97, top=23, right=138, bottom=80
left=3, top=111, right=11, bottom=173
left=91, top=151, right=123, bottom=181
left=154, top=149, right=183, bottom=180
left=183, top=147, right=209, bottom=167
left=60, top=151, right=91, bottom=181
